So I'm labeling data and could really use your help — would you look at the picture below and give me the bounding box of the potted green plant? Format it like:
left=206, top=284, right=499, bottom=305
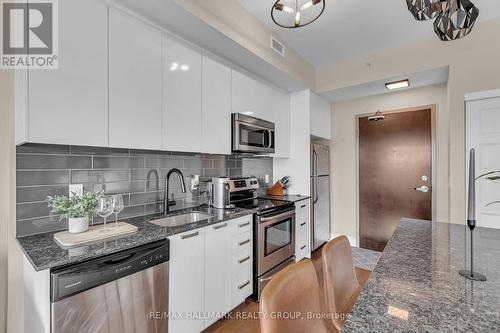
left=47, top=191, right=103, bottom=233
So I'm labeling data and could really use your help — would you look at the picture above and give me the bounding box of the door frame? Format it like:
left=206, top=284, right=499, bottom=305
left=355, top=105, right=438, bottom=247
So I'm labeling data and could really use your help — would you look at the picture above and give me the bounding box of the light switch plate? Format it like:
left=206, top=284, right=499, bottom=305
left=69, top=184, right=84, bottom=197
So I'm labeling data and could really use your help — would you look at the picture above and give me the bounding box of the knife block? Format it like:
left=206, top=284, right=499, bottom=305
left=267, top=181, right=285, bottom=196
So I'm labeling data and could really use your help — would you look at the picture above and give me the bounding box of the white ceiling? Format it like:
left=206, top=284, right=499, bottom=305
left=320, top=66, right=449, bottom=102
left=239, top=0, right=500, bottom=67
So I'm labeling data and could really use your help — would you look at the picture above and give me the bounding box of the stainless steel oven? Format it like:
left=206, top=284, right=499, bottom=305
left=255, top=207, right=295, bottom=299
left=232, top=113, right=275, bottom=154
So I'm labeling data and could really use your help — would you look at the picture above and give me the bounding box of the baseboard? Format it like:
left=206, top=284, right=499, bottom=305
left=331, top=233, right=358, bottom=247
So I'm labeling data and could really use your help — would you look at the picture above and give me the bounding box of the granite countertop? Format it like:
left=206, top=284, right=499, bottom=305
left=342, top=218, right=500, bottom=332
left=261, top=194, right=310, bottom=203
left=17, top=206, right=253, bottom=272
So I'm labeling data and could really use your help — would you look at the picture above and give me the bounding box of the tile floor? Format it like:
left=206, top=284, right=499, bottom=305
left=351, top=246, right=381, bottom=271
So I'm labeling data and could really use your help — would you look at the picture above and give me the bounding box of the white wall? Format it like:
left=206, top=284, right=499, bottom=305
left=273, top=90, right=311, bottom=196
left=0, top=69, right=23, bottom=333
left=330, top=84, right=448, bottom=241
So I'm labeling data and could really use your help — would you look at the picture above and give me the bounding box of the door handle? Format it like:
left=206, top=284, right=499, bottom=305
left=237, top=280, right=250, bottom=290
left=238, top=255, right=251, bottom=264
left=213, top=223, right=228, bottom=230
left=181, top=231, right=199, bottom=239
left=414, top=186, right=429, bottom=193
left=238, top=239, right=251, bottom=246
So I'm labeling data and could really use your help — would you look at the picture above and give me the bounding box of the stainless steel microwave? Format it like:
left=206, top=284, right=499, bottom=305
left=232, top=113, right=275, bottom=154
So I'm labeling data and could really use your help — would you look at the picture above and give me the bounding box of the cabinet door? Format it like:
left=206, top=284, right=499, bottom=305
left=310, top=92, right=332, bottom=140
left=231, top=70, right=272, bottom=120
left=204, top=221, right=231, bottom=328
left=28, top=0, right=108, bottom=146
left=295, top=200, right=311, bottom=261
left=201, top=56, right=231, bottom=155
left=169, top=229, right=205, bottom=333
left=271, top=89, right=291, bottom=158
left=163, top=35, right=202, bottom=152
left=109, top=8, right=162, bottom=150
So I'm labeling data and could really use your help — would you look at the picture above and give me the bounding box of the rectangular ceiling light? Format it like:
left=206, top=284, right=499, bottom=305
left=385, top=79, right=410, bottom=90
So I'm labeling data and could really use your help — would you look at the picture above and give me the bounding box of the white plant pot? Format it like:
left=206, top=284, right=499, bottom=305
left=68, top=217, right=89, bottom=233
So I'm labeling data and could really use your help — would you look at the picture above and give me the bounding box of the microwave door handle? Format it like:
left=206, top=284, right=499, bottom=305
left=266, top=129, right=272, bottom=149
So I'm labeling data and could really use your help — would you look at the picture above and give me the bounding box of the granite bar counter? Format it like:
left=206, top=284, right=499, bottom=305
left=343, top=218, right=500, bottom=332
left=17, top=206, right=253, bottom=271
left=261, top=194, right=310, bottom=203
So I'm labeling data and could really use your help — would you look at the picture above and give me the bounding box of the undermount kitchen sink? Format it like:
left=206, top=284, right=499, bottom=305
left=149, top=212, right=214, bottom=227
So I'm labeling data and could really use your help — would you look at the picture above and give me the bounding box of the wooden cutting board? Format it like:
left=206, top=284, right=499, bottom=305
left=54, top=222, right=138, bottom=247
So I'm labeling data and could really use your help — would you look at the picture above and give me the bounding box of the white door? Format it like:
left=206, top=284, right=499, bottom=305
left=204, top=221, right=231, bottom=328
left=201, top=56, right=231, bottom=155
left=163, top=35, right=202, bottom=152
left=169, top=229, right=205, bottom=333
left=466, top=96, right=500, bottom=229
left=28, top=0, right=108, bottom=146
left=109, top=8, right=162, bottom=150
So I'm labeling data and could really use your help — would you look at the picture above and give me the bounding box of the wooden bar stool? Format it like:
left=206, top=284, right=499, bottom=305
left=259, top=259, right=336, bottom=333
left=321, top=236, right=371, bottom=331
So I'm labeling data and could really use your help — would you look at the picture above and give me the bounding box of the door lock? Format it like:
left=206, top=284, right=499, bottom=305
left=414, top=186, right=429, bottom=193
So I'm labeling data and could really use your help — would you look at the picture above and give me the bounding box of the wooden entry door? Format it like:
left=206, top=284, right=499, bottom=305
left=359, top=109, right=432, bottom=251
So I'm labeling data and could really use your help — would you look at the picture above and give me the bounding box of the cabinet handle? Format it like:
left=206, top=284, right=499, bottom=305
left=238, top=255, right=251, bottom=264
left=238, top=239, right=251, bottom=246
left=301, top=204, right=306, bottom=208
left=181, top=231, right=199, bottom=240
left=300, top=222, right=306, bottom=227
left=238, top=280, right=250, bottom=290
left=238, top=222, right=250, bottom=228
left=300, top=245, right=306, bottom=250
left=213, top=223, right=228, bottom=230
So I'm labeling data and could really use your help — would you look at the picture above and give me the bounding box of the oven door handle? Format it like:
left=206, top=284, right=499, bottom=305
left=259, top=210, right=295, bottom=223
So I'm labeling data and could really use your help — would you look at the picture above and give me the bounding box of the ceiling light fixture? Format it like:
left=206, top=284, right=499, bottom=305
left=272, top=0, right=325, bottom=28
left=434, top=0, right=479, bottom=41
left=407, top=0, right=479, bottom=41
left=385, top=79, right=410, bottom=90
left=406, top=0, right=446, bottom=21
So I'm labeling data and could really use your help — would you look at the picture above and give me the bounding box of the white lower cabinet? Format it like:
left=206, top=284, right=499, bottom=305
left=204, top=221, right=232, bottom=328
left=169, top=215, right=253, bottom=333
left=169, top=228, right=206, bottom=333
left=295, top=200, right=311, bottom=261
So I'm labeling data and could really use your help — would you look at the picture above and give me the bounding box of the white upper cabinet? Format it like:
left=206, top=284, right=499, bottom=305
left=231, top=70, right=272, bottom=120
left=163, top=35, right=202, bottom=152
left=271, top=89, right=291, bottom=158
left=109, top=8, right=162, bottom=150
left=310, top=92, right=332, bottom=140
left=201, top=56, right=231, bottom=155
left=28, top=0, right=108, bottom=147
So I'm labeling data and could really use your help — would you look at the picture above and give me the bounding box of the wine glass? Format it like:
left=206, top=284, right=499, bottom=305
left=96, top=196, right=113, bottom=232
left=112, top=194, right=124, bottom=227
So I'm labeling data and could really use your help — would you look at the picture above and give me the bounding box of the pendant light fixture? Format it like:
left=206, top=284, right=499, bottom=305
left=406, top=0, right=446, bottom=21
left=434, top=0, right=479, bottom=41
left=272, top=0, right=325, bottom=28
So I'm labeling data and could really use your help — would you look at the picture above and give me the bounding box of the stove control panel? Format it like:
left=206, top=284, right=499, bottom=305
left=229, top=177, right=259, bottom=192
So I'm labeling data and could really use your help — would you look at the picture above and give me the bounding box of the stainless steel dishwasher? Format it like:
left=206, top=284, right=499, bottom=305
left=50, top=239, right=169, bottom=333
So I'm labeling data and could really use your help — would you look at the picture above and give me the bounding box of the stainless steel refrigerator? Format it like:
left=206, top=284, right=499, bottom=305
left=311, top=143, right=331, bottom=251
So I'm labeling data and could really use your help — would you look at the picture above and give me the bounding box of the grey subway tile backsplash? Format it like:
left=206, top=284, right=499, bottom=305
left=71, top=170, right=129, bottom=183
left=17, top=185, right=68, bottom=203
left=16, top=143, right=273, bottom=236
left=17, top=154, right=92, bottom=170
left=17, top=170, right=69, bottom=186
left=93, top=156, right=145, bottom=169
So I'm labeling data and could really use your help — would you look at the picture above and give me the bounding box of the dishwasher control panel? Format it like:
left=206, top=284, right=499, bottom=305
left=50, top=239, right=169, bottom=302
